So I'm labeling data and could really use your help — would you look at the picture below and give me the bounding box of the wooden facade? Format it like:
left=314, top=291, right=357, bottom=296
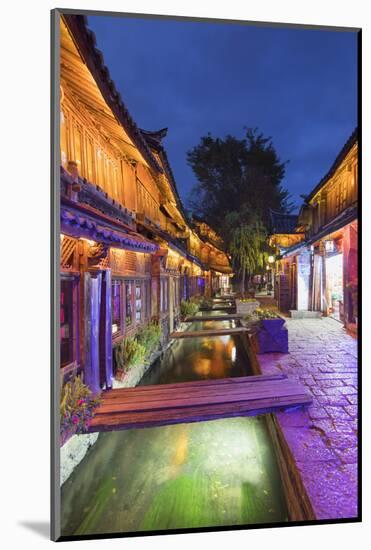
left=269, top=130, right=358, bottom=331
left=59, top=15, right=232, bottom=389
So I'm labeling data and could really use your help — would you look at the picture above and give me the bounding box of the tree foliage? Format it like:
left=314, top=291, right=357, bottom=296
left=225, top=210, right=269, bottom=293
left=187, top=128, right=292, bottom=290
left=187, top=128, right=293, bottom=231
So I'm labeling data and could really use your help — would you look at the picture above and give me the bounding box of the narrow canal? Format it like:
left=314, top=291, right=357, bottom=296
left=61, top=309, right=288, bottom=536
left=140, top=313, right=250, bottom=385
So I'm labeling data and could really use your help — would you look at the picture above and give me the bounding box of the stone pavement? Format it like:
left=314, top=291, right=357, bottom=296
left=257, top=317, right=358, bottom=520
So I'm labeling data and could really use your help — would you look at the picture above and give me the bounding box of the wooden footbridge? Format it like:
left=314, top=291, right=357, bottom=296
left=170, top=326, right=249, bottom=339
left=184, top=314, right=243, bottom=322
left=89, top=374, right=312, bottom=433
left=88, top=310, right=311, bottom=433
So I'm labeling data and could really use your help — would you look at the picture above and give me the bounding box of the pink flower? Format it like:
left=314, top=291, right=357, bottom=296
left=72, top=415, right=79, bottom=424
left=78, top=399, right=85, bottom=406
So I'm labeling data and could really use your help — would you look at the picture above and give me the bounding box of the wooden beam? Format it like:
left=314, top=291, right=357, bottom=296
left=89, top=374, right=312, bottom=432
left=184, top=314, right=243, bottom=322
left=170, top=327, right=248, bottom=338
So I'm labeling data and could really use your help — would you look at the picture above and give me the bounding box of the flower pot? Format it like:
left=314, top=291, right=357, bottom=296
left=236, top=300, right=260, bottom=315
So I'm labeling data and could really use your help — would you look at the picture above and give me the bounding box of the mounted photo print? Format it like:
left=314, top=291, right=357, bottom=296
left=51, top=8, right=361, bottom=542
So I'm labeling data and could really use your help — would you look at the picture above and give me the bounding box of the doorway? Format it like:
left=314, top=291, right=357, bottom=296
left=325, top=254, right=344, bottom=321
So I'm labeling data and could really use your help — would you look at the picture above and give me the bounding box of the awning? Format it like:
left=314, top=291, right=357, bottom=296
left=280, top=242, right=307, bottom=259
left=61, top=208, right=158, bottom=254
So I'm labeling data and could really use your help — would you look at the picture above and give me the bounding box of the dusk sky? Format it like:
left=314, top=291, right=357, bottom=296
left=88, top=14, right=358, bottom=210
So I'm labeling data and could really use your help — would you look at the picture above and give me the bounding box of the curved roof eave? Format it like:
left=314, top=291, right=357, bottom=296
left=62, top=14, right=163, bottom=175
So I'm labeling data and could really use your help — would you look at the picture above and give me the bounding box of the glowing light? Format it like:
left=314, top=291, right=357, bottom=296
left=172, top=429, right=189, bottom=467
left=325, top=240, right=334, bottom=252
left=231, top=346, right=236, bottom=362
left=193, top=358, right=212, bottom=376
left=268, top=255, right=275, bottom=264
left=82, top=238, right=96, bottom=246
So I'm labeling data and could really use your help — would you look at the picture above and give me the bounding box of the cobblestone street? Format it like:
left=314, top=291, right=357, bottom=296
left=257, top=317, right=358, bottom=520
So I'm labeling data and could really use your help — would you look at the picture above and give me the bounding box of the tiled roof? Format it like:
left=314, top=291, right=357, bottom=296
left=269, top=209, right=299, bottom=234
left=61, top=207, right=158, bottom=254
left=140, top=127, right=190, bottom=225
left=280, top=241, right=306, bottom=258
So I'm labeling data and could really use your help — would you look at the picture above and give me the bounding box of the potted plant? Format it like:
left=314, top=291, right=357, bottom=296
left=60, top=376, right=101, bottom=445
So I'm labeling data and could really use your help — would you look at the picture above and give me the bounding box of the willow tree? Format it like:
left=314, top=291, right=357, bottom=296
left=226, top=213, right=268, bottom=295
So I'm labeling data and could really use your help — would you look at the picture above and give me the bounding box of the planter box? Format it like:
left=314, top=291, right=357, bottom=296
left=256, top=317, right=288, bottom=354
left=261, top=318, right=285, bottom=331
left=236, top=300, right=260, bottom=316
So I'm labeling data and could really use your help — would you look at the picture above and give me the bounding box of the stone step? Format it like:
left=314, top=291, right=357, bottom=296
left=289, top=310, right=322, bottom=319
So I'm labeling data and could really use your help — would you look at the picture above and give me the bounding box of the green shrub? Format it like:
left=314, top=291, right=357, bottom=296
left=180, top=299, right=200, bottom=318
left=136, top=321, right=161, bottom=355
left=244, top=307, right=280, bottom=321
left=60, top=376, right=101, bottom=441
left=115, top=337, right=146, bottom=371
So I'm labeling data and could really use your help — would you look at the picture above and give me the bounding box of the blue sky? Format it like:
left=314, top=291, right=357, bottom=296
left=88, top=14, right=358, bottom=210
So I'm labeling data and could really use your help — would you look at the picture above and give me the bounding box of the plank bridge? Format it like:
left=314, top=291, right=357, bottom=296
left=170, top=327, right=248, bottom=339
left=89, top=374, right=312, bottom=433
left=184, top=314, right=243, bottom=322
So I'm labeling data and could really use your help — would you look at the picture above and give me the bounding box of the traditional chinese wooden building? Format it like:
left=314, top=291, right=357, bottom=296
left=268, top=211, right=305, bottom=311
left=269, top=129, right=358, bottom=331
left=59, top=14, right=232, bottom=390
left=191, top=216, right=233, bottom=294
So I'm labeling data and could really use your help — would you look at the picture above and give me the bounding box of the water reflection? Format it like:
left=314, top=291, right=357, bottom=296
left=61, top=417, right=288, bottom=536
left=140, top=317, right=251, bottom=386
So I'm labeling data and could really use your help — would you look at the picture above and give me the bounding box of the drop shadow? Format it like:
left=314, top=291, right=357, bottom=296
left=18, top=521, right=50, bottom=539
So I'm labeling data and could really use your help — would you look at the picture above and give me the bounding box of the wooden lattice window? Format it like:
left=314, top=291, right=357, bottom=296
left=135, top=282, right=143, bottom=322
left=125, top=280, right=134, bottom=329
left=136, top=253, right=145, bottom=275
left=111, top=280, right=122, bottom=336
left=125, top=251, right=137, bottom=273
left=60, top=236, right=77, bottom=270
left=60, top=275, right=79, bottom=368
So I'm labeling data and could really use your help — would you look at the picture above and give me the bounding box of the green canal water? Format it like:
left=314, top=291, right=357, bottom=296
left=61, top=310, right=288, bottom=536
